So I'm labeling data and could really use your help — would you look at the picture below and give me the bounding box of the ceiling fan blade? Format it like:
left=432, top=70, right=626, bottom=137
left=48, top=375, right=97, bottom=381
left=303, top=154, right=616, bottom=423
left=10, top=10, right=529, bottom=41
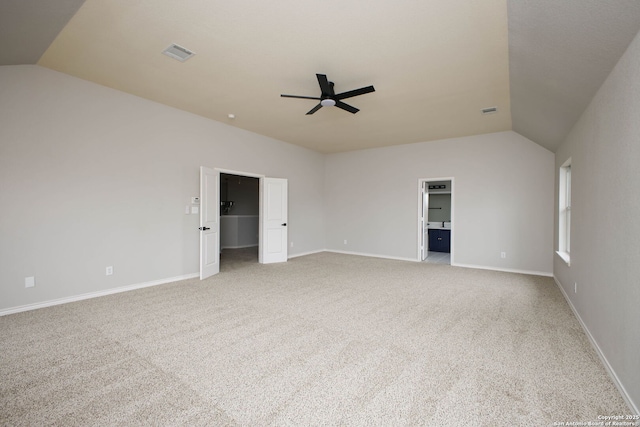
left=306, top=103, right=323, bottom=115
left=335, top=100, right=359, bottom=114
left=335, top=85, right=375, bottom=100
left=281, top=94, right=321, bottom=100
left=316, top=74, right=333, bottom=95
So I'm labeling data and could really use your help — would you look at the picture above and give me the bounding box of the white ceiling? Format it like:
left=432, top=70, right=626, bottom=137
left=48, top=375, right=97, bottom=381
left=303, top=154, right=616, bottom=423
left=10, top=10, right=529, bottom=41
left=508, top=0, right=640, bottom=151
left=2, top=0, right=640, bottom=154
left=0, top=0, right=86, bottom=65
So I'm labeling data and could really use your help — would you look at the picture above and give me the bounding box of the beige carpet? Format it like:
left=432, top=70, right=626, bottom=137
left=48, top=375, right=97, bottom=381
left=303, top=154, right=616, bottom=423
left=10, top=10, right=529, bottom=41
left=0, top=251, right=629, bottom=426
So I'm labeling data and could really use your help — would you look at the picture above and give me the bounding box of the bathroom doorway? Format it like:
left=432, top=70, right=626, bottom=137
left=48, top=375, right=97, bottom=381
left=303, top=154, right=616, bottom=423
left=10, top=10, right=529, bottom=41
left=418, top=178, right=454, bottom=265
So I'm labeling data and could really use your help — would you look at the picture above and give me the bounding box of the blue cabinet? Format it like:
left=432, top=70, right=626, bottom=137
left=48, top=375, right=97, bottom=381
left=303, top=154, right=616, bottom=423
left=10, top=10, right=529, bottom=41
left=429, top=229, right=450, bottom=253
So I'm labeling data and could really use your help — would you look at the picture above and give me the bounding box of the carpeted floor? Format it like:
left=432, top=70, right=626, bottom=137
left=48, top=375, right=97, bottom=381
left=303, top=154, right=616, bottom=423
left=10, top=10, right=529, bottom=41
left=0, top=251, right=629, bottom=426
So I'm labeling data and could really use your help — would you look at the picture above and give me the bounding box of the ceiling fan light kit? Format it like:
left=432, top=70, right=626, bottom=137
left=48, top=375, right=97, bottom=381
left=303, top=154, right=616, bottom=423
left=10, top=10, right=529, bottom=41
left=320, top=99, right=336, bottom=107
left=281, top=73, right=375, bottom=115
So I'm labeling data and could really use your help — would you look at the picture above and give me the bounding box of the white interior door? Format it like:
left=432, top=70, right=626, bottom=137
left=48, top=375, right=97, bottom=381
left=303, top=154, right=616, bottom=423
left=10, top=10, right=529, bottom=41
left=261, top=178, right=288, bottom=263
left=421, top=182, right=429, bottom=260
left=200, top=167, right=219, bottom=279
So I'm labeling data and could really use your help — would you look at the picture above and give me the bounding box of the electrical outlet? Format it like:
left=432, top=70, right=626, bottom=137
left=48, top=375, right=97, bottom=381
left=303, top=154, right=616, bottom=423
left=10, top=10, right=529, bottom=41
left=106, top=266, right=113, bottom=276
left=344, top=239, right=348, bottom=245
left=290, top=242, right=294, bottom=248
left=185, top=205, right=190, bottom=214
left=25, top=276, right=35, bottom=288
left=500, top=252, right=506, bottom=259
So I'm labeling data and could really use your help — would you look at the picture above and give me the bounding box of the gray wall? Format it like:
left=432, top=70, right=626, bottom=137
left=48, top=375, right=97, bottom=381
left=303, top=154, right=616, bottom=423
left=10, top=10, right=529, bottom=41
left=0, top=65, right=325, bottom=311
left=220, top=175, right=259, bottom=248
left=220, top=216, right=259, bottom=249
left=221, top=175, right=259, bottom=216
left=427, top=194, right=451, bottom=223
left=325, top=131, right=555, bottom=274
left=554, top=30, right=640, bottom=412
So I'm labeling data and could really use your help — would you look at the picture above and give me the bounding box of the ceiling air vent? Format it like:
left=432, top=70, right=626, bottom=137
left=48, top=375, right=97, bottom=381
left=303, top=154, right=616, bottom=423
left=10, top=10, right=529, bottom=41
left=481, top=107, right=498, bottom=115
left=162, top=44, right=195, bottom=62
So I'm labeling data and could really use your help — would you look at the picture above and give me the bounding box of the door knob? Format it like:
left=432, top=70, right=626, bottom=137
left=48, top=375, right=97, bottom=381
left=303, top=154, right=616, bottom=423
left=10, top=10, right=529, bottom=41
left=199, top=227, right=210, bottom=231
left=281, top=223, right=287, bottom=226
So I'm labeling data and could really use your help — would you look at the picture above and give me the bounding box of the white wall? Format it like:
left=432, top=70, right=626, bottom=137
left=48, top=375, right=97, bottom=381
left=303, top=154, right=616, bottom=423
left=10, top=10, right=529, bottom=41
left=220, top=216, right=259, bottom=249
left=325, top=131, right=554, bottom=274
left=554, top=30, right=640, bottom=412
left=0, top=65, right=325, bottom=312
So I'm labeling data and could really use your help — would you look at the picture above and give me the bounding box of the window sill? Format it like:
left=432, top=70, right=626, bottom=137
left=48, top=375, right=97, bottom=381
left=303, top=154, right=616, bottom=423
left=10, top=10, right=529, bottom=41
left=556, top=251, right=571, bottom=266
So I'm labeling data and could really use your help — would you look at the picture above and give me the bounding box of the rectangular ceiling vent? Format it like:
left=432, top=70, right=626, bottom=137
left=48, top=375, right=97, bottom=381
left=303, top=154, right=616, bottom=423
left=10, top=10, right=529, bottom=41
left=481, top=106, right=498, bottom=115
left=162, top=44, right=195, bottom=62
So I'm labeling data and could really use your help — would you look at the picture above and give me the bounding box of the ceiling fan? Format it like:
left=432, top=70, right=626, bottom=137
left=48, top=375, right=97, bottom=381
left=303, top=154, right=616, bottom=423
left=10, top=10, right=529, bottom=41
left=281, top=73, right=375, bottom=115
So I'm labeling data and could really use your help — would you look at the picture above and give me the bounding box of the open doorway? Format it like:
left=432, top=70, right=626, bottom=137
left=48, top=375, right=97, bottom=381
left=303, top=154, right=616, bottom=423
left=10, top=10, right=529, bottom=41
left=219, top=173, right=260, bottom=269
left=418, top=178, right=454, bottom=265
left=199, top=167, right=288, bottom=280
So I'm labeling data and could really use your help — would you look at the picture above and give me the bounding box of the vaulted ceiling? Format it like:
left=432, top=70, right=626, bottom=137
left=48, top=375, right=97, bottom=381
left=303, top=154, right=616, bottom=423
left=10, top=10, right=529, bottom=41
left=2, top=0, right=640, bottom=153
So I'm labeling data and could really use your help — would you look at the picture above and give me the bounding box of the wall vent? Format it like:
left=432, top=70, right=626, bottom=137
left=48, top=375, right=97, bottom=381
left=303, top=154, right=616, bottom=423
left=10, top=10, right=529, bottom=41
left=481, top=106, right=498, bottom=115
left=162, top=44, right=195, bottom=62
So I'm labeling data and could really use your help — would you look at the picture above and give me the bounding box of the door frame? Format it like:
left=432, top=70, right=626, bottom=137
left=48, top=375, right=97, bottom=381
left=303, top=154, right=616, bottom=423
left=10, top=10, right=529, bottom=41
left=419, top=181, right=429, bottom=261
left=417, top=177, right=455, bottom=264
left=215, top=168, right=266, bottom=263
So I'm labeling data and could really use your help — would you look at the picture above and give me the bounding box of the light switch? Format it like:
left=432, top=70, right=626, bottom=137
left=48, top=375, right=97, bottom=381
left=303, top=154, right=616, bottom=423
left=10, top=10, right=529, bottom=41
left=185, top=205, right=190, bottom=214
left=191, top=206, right=199, bottom=214
left=25, top=276, right=35, bottom=288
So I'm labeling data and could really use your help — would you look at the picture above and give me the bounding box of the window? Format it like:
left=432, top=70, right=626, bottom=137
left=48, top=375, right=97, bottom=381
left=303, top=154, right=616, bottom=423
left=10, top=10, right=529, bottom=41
left=558, top=159, right=571, bottom=265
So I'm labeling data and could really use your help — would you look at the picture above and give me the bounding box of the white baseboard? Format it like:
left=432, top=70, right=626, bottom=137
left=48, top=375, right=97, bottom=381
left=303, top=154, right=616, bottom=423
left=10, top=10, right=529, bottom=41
left=326, top=249, right=419, bottom=263
left=453, top=262, right=553, bottom=277
left=0, top=273, right=199, bottom=317
left=322, top=251, right=554, bottom=275
left=288, top=249, right=325, bottom=259
left=553, top=276, right=638, bottom=415
left=221, top=244, right=258, bottom=249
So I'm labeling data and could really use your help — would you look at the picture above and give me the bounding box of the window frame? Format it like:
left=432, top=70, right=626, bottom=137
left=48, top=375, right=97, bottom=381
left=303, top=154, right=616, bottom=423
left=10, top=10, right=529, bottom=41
left=557, top=159, right=572, bottom=266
